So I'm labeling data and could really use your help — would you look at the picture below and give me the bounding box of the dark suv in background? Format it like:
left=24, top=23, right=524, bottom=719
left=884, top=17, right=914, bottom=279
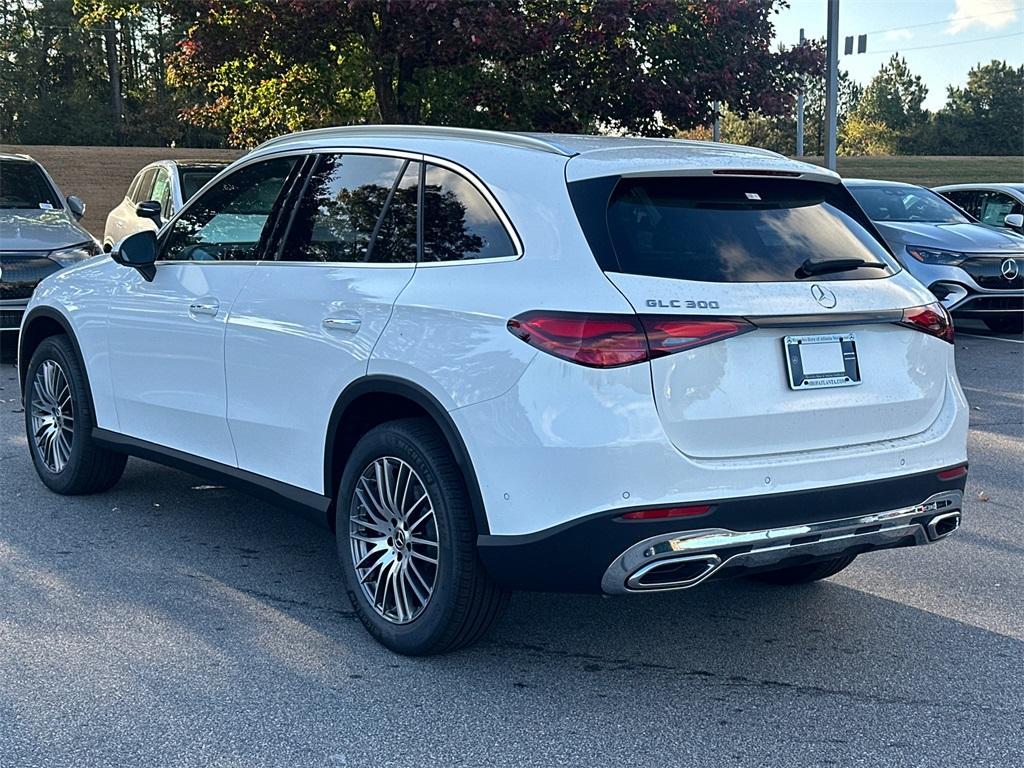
left=1, top=153, right=99, bottom=338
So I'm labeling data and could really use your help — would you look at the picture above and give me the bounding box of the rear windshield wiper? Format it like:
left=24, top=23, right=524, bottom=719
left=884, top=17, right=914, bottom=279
left=796, top=258, right=889, bottom=279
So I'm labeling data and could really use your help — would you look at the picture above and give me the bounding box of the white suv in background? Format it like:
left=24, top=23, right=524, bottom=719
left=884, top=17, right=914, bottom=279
left=102, top=159, right=228, bottom=250
left=19, top=127, right=969, bottom=655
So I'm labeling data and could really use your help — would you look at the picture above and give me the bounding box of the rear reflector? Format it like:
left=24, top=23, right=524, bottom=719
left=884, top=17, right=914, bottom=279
left=507, top=312, right=753, bottom=368
left=937, top=465, right=968, bottom=481
left=900, top=302, right=954, bottom=343
left=619, top=504, right=712, bottom=521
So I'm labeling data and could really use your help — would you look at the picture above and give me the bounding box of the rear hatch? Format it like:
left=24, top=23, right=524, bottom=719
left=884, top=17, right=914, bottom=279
left=568, top=170, right=952, bottom=459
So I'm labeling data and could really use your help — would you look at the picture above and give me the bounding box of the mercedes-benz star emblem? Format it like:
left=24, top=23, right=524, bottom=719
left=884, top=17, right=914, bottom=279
left=810, top=284, right=837, bottom=309
left=1001, top=258, right=1019, bottom=281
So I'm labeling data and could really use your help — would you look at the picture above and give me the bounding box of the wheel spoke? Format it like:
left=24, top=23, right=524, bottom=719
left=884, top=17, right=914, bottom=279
left=349, top=456, right=439, bottom=625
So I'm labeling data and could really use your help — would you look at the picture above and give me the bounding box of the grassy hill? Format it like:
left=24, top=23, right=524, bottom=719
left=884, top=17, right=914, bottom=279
left=800, top=156, right=1023, bottom=186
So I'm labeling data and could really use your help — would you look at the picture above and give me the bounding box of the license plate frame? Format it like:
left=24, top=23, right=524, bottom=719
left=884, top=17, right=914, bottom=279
left=783, top=333, right=860, bottom=390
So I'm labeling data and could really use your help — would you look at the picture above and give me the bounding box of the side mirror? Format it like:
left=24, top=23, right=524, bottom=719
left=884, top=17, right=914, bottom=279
left=111, top=230, right=158, bottom=282
left=1004, top=213, right=1024, bottom=234
left=66, top=195, right=86, bottom=220
left=136, top=200, right=163, bottom=225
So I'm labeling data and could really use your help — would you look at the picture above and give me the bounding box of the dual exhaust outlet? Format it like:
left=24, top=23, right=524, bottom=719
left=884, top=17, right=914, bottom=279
left=622, top=507, right=962, bottom=592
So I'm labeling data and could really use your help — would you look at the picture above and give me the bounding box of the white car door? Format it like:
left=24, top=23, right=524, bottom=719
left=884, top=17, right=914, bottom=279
left=105, top=155, right=300, bottom=466
left=225, top=151, right=419, bottom=493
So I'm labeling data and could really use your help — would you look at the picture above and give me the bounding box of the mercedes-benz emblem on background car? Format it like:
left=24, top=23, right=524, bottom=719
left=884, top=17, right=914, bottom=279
left=1001, top=258, right=1019, bottom=281
left=810, top=283, right=837, bottom=308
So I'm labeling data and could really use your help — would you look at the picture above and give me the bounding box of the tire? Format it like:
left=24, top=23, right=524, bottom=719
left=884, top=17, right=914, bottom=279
left=336, top=418, right=508, bottom=655
left=751, top=554, right=857, bottom=585
left=24, top=335, right=127, bottom=495
left=983, top=316, right=1024, bottom=335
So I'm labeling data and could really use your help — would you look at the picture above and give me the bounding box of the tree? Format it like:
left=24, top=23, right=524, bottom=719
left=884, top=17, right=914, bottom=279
left=168, top=0, right=824, bottom=146
left=929, top=60, right=1024, bottom=156
left=854, top=54, right=927, bottom=133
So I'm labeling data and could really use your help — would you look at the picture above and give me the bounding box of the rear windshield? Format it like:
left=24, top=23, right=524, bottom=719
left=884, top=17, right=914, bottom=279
left=572, top=176, right=898, bottom=282
left=178, top=168, right=222, bottom=201
left=849, top=184, right=969, bottom=224
left=0, top=159, right=61, bottom=210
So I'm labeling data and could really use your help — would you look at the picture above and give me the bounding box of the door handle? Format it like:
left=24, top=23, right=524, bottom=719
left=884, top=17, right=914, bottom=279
left=189, top=299, right=220, bottom=317
left=322, top=316, right=361, bottom=333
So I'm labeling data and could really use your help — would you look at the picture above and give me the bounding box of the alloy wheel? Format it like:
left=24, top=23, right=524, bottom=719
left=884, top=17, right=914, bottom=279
left=30, top=359, right=74, bottom=473
left=349, top=457, right=439, bottom=624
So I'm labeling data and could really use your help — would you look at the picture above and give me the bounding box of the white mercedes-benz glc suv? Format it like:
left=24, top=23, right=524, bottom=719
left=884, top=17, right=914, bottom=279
left=19, top=127, right=969, bottom=655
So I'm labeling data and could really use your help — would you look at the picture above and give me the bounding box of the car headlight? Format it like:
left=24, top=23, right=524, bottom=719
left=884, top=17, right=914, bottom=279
left=48, top=241, right=101, bottom=267
left=905, top=245, right=966, bottom=266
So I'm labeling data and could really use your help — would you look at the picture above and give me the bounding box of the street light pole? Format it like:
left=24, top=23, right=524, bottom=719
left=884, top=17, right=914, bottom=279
left=796, top=28, right=805, bottom=157
left=825, top=0, right=839, bottom=170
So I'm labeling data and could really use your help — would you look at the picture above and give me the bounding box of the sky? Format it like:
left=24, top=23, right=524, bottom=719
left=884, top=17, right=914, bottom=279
left=772, top=0, right=1024, bottom=110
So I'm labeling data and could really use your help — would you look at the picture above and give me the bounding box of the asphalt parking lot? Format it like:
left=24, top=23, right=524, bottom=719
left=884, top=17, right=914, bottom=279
left=0, top=323, right=1021, bottom=768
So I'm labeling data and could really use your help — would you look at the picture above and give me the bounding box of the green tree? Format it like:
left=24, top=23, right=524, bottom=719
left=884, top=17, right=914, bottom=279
left=854, top=54, right=927, bottom=133
left=168, top=0, right=824, bottom=146
left=929, top=60, right=1024, bottom=156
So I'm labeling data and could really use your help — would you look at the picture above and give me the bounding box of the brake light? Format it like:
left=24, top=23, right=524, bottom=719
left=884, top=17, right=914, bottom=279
left=641, top=317, right=754, bottom=357
left=507, top=312, right=753, bottom=368
left=900, top=303, right=954, bottom=343
left=619, top=504, right=712, bottom=521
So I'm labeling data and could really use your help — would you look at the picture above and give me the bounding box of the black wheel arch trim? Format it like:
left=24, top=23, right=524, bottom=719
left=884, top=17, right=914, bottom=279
left=18, top=305, right=97, bottom=417
left=325, top=375, right=491, bottom=536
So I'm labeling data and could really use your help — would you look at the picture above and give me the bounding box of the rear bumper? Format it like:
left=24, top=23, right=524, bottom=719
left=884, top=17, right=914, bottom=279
left=477, top=467, right=967, bottom=593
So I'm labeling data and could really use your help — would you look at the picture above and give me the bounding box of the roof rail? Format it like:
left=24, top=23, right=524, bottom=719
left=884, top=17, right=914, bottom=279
left=254, top=125, right=573, bottom=156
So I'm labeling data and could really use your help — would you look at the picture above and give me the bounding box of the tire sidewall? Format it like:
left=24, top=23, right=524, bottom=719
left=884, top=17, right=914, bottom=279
left=24, top=337, right=90, bottom=493
left=336, top=423, right=467, bottom=654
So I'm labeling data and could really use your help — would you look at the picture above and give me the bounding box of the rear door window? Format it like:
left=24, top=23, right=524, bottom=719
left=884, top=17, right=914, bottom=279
left=588, top=177, right=897, bottom=283
left=422, top=164, right=515, bottom=262
left=281, top=153, right=412, bottom=263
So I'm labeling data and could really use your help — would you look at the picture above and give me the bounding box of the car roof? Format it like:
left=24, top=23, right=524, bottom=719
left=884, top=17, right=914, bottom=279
left=0, top=152, right=37, bottom=162
left=933, top=182, right=1024, bottom=194
left=843, top=178, right=922, bottom=189
left=250, top=125, right=837, bottom=182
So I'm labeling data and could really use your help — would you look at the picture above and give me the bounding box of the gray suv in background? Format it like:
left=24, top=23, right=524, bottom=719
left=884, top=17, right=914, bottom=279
left=1, top=153, right=99, bottom=336
left=847, top=179, right=1024, bottom=334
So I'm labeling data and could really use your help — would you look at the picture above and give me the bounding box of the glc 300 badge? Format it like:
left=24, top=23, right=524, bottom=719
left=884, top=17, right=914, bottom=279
left=1001, top=258, right=1019, bottom=281
left=810, top=283, right=837, bottom=308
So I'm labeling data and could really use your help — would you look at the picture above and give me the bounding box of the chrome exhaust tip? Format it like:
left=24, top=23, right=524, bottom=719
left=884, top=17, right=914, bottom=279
left=626, top=554, right=722, bottom=591
left=927, top=511, right=961, bottom=541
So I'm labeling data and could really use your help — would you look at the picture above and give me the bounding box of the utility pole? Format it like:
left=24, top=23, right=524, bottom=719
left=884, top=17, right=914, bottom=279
left=712, top=100, right=720, bottom=142
left=824, top=0, right=839, bottom=170
left=796, top=28, right=805, bottom=157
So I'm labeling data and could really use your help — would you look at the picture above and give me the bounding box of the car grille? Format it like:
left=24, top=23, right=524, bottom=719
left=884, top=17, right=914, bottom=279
left=0, top=251, right=59, bottom=301
left=1, top=308, right=25, bottom=330
left=960, top=255, right=1024, bottom=290
left=954, top=295, right=1024, bottom=314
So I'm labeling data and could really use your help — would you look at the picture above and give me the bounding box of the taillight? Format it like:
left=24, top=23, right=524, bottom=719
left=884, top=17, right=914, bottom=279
left=506, top=312, right=648, bottom=368
left=641, top=317, right=754, bottom=357
left=507, top=312, right=753, bottom=368
left=900, top=302, right=954, bottom=343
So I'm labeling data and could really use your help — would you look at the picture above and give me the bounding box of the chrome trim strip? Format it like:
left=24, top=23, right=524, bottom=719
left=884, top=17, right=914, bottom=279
left=602, top=490, right=962, bottom=594
left=748, top=310, right=903, bottom=327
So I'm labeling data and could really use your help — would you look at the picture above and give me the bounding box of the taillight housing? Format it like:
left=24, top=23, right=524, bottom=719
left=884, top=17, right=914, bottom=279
left=507, top=312, right=754, bottom=368
left=900, top=302, right=954, bottom=343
